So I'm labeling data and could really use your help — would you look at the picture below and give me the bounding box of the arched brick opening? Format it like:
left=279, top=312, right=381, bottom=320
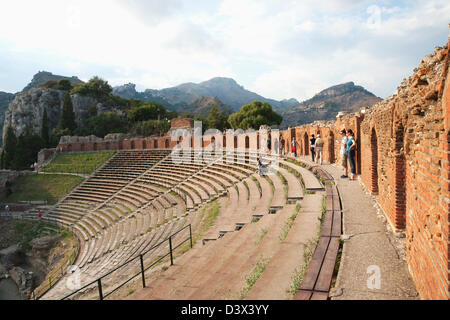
left=131, top=140, right=135, bottom=150
left=223, top=136, right=226, bottom=148
left=304, top=133, right=309, bottom=156
left=165, top=139, right=169, bottom=149
left=67, top=144, right=72, bottom=152
left=234, top=136, right=238, bottom=149
left=328, top=131, right=335, bottom=163
left=81, top=143, right=85, bottom=152
left=153, top=139, right=158, bottom=149
left=105, top=142, right=110, bottom=150
left=142, top=140, right=147, bottom=150
left=245, top=136, right=250, bottom=149
left=268, top=133, right=272, bottom=152
left=93, top=143, right=98, bottom=151
left=394, top=123, right=406, bottom=229
left=370, top=128, right=379, bottom=194
left=257, top=133, right=260, bottom=150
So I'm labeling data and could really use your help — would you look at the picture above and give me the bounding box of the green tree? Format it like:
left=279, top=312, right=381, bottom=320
left=207, top=104, right=229, bottom=132
left=41, top=108, right=50, bottom=147
left=228, top=101, right=282, bottom=130
left=50, top=128, right=71, bottom=148
left=86, top=112, right=128, bottom=138
left=127, top=102, right=167, bottom=123
left=57, top=79, right=73, bottom=91
left=59, top=92, right=77, bottom=134
left=70, top=76, right=112, bottom=99
left=2, top=126, right=17, bottom=169
left=13, top=129, right=44, bottom=170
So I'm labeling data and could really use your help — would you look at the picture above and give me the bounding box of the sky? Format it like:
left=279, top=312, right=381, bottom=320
left=0, top=0, right=449, bottom=101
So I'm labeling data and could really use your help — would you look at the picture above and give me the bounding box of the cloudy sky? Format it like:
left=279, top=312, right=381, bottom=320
left=0, top=0, right=449, bottom=101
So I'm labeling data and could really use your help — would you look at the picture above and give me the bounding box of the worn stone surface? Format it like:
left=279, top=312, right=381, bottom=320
left=0, top=245, right=25, bottom=268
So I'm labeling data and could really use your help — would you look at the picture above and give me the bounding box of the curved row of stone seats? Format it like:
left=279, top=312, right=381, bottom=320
left=126, top=165, right=317, bottom=300
left=279, top=159, right=324, bottom=191
left=75, top=190, right=186, bottom=270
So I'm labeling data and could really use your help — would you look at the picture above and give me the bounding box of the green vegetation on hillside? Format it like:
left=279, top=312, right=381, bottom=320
left=6, top=174, right=83, bottom=204
left=43, top=151, right=115, bottom=174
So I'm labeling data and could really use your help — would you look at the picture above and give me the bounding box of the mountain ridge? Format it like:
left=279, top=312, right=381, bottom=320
left=112, top=77, right=300, bottom=111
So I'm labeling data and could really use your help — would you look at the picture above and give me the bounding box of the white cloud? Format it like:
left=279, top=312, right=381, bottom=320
left=0, top=0, right=449, bottom=102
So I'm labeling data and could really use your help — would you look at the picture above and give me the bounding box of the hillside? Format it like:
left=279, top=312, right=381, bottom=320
left=276, top=82, right=381, bottom=128
left=183, top=96, right=233, bottom=117
left=113, top=77, right=300, bottom=111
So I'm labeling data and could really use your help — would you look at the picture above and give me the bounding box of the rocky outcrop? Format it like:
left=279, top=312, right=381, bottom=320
left=22, top=71, right=83, bottom=92
left=2, top=89, right=123, bottom=142
left=277, top=82, right=381, bottom=129
left=9, top=266, right=34, bottom=298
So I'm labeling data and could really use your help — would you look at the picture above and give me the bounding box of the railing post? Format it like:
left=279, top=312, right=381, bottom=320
left=189, top=225, right=193, bottom=248
left=140, top=254, right=146, bottom=288
left=169, top=236, right=174, bottom=266
left=98, top=279, right=104, bottom=300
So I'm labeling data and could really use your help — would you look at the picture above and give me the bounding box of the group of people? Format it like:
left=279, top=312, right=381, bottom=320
left=277, top=129, right=357, bottom=180
left=338, top=129, right=357, bottom=181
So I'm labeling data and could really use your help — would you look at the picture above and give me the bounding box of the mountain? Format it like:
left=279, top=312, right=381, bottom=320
left=113, top=77, right=299, bottom=111
left=0, top=91, right=15, bottom=145
left=22, top=71, right=83, bottom=92
left=183, top=96, right=233, bottom=117
left=276, top=82, right=381, bottom=128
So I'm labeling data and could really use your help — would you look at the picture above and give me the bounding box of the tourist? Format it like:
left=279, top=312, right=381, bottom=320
left=315, top=134, right=324, bottom=165
left=346, top=129, right=357, bottom=180
left=5, top=205, right=9, bottom=218
left=258, top=156, right=266, bottom=176
left=339, top=129, right=349, bottom=178
left=280, top=137, right=285, bottom=155
left=39, top=210, right=43, bottom=219
left=310, top=135, right=316, bottom=162
left=292, top=138, right=297, bottom=157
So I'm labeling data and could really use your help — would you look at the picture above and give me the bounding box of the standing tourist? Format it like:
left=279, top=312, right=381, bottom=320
left=315, top=134, right=324, bottom=165
left=339, top=129, right=349, bottom=178
left=346, top=129, right=357, bottom=180
left=292, top=138, right=298, bottom=157
left=280, top=137, right=285, bottom=155
left=310, top=134, right=316, bottom=162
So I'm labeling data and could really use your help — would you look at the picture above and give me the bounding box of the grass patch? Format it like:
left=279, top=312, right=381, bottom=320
left=6, top=174, right=84, bottom=205
left=242, top=181, right=250, bottom=201
left=263, top=176, right=274, bottom=207
left=250, top=176, right=262, bottom=197
left=178, top=200, right=221, bottom=255
left=279, top=205, right=301, bottom=242
left=238, top=258, right=270, bottom=299
left=288, top=238, right=318, bottom=299
left=43, top=151, right=115, bottom=174
left=255, top=228, right=268, bottom=246
left=277, top=172, right=288, bottom=200
left=11, top=220, right=63, bottom=251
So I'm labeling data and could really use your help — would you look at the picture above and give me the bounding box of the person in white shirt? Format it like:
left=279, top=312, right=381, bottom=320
left=339, top=129, right=349, bottom=178
left=315, top=134, right=324, bottom=165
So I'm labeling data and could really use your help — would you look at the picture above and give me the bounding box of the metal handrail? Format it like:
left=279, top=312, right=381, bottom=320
left=61, top=224, right=192, bottom=300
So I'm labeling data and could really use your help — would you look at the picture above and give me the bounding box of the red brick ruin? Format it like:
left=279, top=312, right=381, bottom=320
left=56, top=43, right=450, bottom=299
